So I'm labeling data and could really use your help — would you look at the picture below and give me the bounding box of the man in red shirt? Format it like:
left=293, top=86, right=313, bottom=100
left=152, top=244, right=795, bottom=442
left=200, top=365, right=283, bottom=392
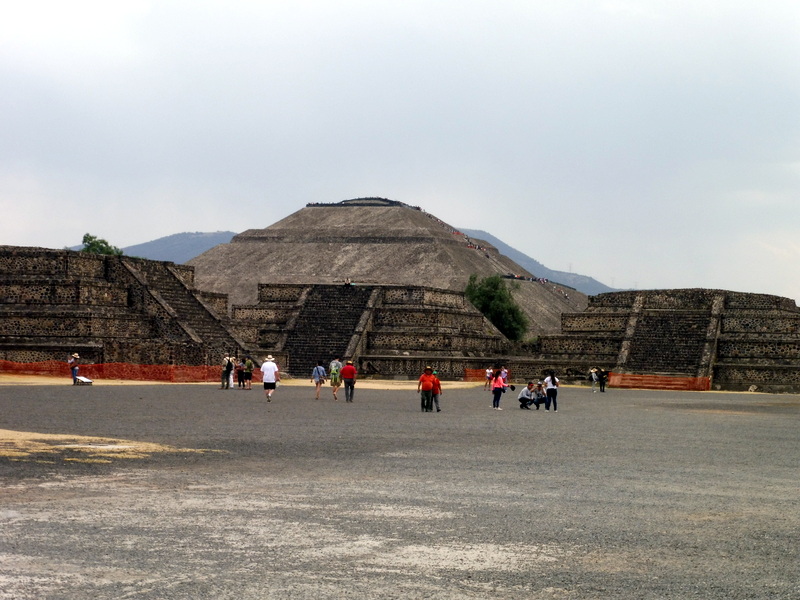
left=417, top=366, right=436, bottom=412
left=432, top=370, right=443, bottom=413
left=340, top=360, right=357, bottom=403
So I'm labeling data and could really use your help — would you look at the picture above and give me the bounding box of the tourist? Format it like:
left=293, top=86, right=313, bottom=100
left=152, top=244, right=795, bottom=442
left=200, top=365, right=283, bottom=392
left=598, top=368, right=607, bottom=393
left=432, top=370, right=443, bottom=412
left=340, top=360, right=357, bottom=403
left=67, top=353, right=80, bottom=385
left=221, top=355, right=234, bottom=389
left=329, top=357, right=343, bottom=401
left=484, top=366, right=493, bottom=391
left=543, top=370, right=559, bottom=412
left=532, top=381, right=546, bottom=409
left=236, top=358, right=246, bottom=389
left=244, top=356, right=254, bottom=390
left=517, top=381, right=537, bottom=409
left=417, top=366, right=436, bottom=412
left=491, top=368, right=508, bottom=410
left=311, top=361, right=327, bottom=400
left=260, top=355, right=280, bottom=401
left=589, top=368, right=598, bottom=393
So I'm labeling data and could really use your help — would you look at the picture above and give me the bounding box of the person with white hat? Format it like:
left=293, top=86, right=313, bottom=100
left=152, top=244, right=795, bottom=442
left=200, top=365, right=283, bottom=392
left=67, top=353, right=80, bottom=385
left=260, top=355, right=280, bottom=401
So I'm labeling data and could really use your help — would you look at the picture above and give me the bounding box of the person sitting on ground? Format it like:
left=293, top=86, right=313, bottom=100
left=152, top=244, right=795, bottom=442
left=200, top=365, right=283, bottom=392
left=518, top=381, right=537, bottom=409
left=532, top=381, right=546, bottom=409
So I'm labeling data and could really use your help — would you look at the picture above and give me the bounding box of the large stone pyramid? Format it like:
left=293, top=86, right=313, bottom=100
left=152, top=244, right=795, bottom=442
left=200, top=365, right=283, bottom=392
left=188, top=198, right=587, bottom=335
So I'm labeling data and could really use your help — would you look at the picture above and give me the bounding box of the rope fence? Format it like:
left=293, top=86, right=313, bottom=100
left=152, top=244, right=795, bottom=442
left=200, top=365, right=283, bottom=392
left=0, top=359, right=264, bottom=384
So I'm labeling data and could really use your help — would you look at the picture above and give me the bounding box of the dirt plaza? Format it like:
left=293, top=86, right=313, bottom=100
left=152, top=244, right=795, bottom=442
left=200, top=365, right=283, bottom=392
left=1, top=378, right=798, bottom=599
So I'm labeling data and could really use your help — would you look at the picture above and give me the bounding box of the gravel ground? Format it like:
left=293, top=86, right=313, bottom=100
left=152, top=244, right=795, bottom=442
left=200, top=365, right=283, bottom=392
left=1, top=381, right=798, bottom=599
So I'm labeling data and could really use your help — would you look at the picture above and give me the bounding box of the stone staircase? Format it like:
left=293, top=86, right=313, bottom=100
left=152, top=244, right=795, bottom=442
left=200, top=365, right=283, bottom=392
left=121, top=258, right=246, bottom=357
left=281, top=285, right=375, bottom=376
left=624, top=312, right=713, bottom=375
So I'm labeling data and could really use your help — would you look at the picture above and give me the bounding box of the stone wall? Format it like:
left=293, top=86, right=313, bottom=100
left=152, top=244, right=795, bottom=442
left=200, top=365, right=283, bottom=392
left=0, top=281, right=128, bottom=306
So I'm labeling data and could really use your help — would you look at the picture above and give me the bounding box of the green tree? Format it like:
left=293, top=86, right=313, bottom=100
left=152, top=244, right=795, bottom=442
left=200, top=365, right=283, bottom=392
left=80, top=233, right=123, bottom=256
left=465, top=274, right=529, bottom=341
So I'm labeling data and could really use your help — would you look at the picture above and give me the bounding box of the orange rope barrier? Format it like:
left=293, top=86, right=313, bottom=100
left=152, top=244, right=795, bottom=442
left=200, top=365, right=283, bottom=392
left=0, top=359, right=264, bottom=384
left=608, top=372, right=710, bottom=392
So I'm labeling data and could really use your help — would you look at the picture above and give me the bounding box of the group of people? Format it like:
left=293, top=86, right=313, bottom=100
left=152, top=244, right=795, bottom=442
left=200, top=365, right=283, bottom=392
left=218, top=354, right=580, bottom=413
left=589, top=368, right=608, bottom=393
left=220, top=356, right=255, bottom=390
left=514, top=372, right=559, bottom=410
left=482, top=365, right=562, bottom=411
left=515, top=370, right=561, bottom=411
left=417, top=366, right=443, bottom=412
left=310, top=357, right=357, bottom=402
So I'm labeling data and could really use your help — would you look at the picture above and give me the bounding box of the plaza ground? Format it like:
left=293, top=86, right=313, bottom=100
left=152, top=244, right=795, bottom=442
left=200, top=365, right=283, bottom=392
left=1, top=378, right=798, bottom=599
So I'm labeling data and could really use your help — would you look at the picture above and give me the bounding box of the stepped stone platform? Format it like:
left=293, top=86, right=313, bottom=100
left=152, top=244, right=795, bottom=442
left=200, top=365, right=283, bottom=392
left=231, top=283, right=508, bottom=378
left=0, top=247, right=250, bottom=367
left=510, top=288, right=800, bottom=392
left=3, top=246, right=799, bottom=392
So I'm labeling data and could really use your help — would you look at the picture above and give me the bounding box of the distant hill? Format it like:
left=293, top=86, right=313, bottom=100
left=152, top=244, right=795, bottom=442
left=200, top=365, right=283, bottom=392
left=122, top=232, right=236, bottom=264
left=460, top=229, right=616, bottom=296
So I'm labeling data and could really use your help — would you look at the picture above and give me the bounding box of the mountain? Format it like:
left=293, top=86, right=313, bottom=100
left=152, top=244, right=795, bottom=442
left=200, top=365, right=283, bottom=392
left=460, top=229, right=616, bottom=296
left=122, top=231, right=236, bottom=264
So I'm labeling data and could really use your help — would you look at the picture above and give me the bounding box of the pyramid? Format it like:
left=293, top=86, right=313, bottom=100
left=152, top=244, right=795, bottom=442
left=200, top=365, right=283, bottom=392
left=188, top=198, right=587, bottom=335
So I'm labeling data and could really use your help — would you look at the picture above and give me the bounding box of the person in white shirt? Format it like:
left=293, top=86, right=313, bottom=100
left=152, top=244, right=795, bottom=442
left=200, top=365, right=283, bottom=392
left=543, top=370, right=560, bottom=412
left=260, top=355, right=280, bottom=401
left=484, top=367, right=493, bottom=390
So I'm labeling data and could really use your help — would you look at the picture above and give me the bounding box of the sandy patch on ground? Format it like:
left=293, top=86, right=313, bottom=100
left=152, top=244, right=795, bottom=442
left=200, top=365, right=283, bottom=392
left=0, top=373, right=485, bottom=390
left=0, top=429, right=211, bottom=464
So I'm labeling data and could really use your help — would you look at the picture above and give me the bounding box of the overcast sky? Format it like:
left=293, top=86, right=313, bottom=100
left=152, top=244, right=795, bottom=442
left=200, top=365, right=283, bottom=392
left=2, top=1, right=799, bottom=300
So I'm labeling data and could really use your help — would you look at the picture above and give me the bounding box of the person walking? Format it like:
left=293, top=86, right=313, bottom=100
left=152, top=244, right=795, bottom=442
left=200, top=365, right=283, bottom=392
left=589, top=368, right=599, bottom=393
left=329, top=357, right=343, bottom=401
left=417, top=366, right=436, bottom=412
left=311, top=361, right=327, bottom=400
left=483, top=366, right=493, bottom=391
left=598, top=368, right=607, bottom=393
left=260, top=355, right=280, bottom=401
left=544, top=370, right=560, bottom=412
left=340, top=360, right=357, bottom=403
left=491, top=368, right=508, bottom=410
left=432, top=370, right=443, bottom=412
